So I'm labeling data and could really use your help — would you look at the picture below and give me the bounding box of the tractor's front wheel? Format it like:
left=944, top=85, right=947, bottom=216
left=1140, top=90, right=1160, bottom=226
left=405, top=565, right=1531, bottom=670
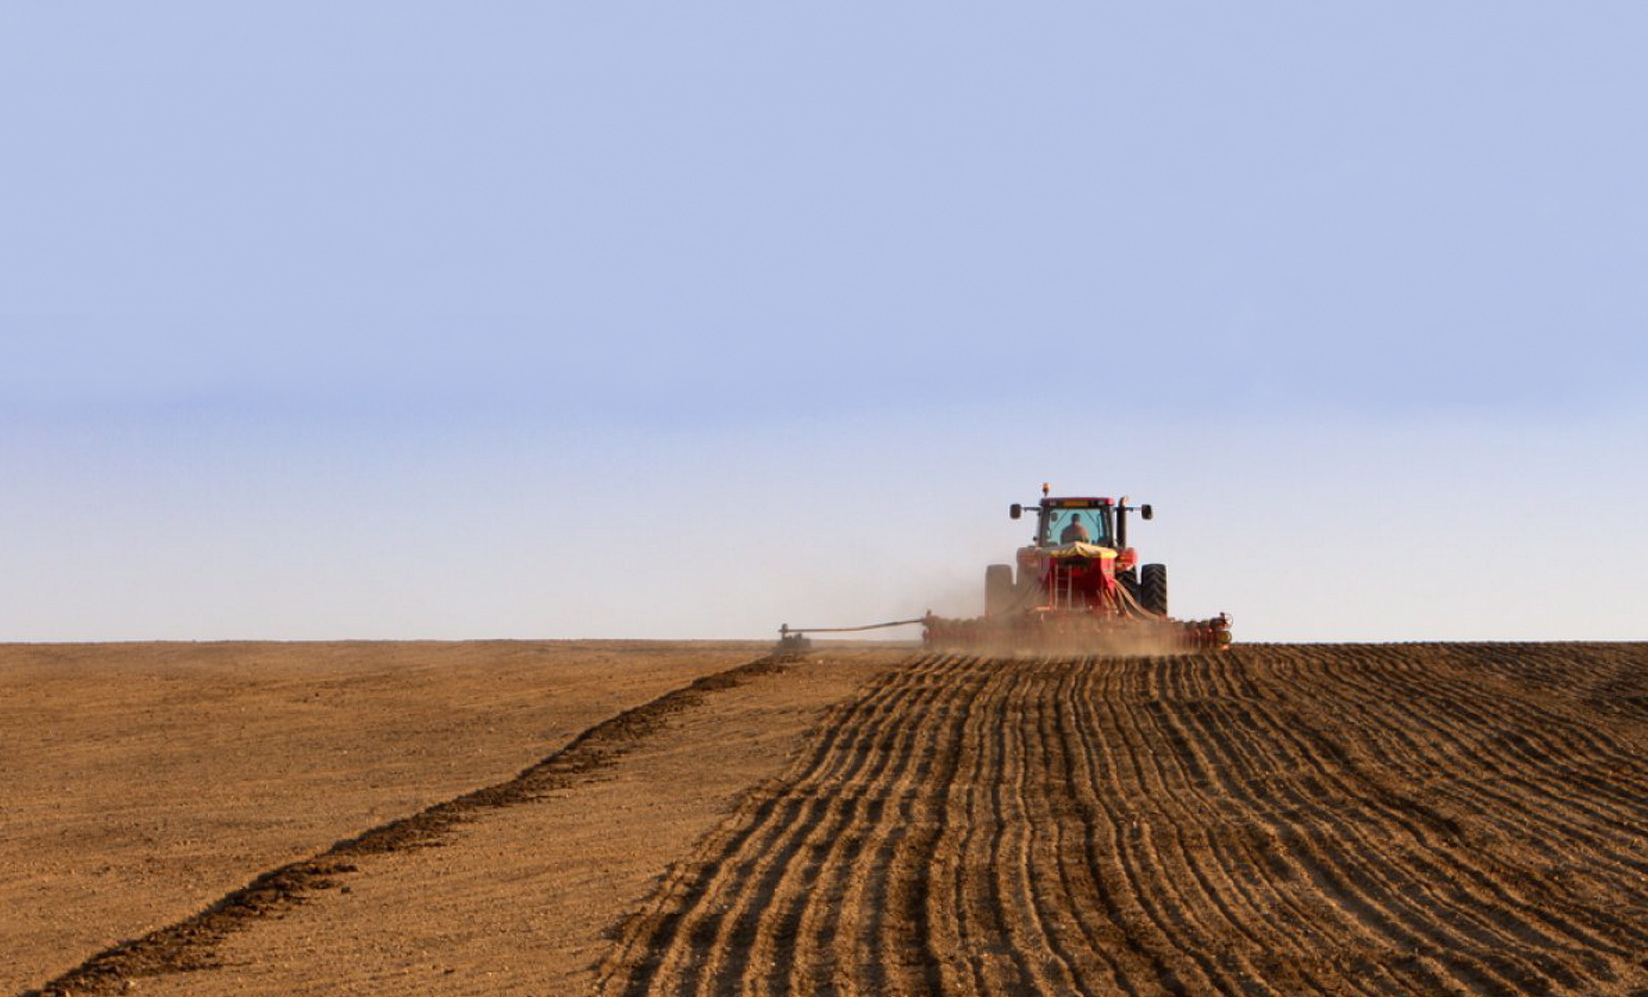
left=1117, top=566, right=1140, bottom=603
left=1141, top=563, right=1169, bottom=616
left=985, top=564, right=1015, bottom=618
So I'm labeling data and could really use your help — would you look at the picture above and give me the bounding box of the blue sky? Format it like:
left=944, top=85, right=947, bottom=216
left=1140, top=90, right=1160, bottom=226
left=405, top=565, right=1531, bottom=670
left=2, top=3, right=1644, bottom=641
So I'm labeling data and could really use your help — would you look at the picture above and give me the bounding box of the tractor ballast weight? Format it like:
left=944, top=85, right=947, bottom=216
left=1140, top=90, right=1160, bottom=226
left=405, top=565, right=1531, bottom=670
left=923, top=487, right=1231, bottom=653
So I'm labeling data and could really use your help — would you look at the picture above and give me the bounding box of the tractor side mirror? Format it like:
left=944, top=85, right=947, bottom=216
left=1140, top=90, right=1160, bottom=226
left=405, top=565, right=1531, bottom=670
left=1009, top=503, right=1023, bottom=520
left=1141, top=504, right=1153, bottom=520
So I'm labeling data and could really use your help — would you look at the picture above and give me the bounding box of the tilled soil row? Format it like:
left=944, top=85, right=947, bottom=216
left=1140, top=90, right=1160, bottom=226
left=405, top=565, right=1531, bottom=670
left=597, top=644, right=1648, bottom=996
left=33, top=655, right=790, bottom=997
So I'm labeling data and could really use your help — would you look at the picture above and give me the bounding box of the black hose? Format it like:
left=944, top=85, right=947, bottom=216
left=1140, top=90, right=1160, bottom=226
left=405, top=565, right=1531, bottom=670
left=780, top=617, right=925, bottom=636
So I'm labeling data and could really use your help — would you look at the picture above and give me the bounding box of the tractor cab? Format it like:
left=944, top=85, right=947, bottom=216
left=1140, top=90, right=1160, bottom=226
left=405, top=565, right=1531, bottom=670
left=1034, top=498, right=1114, bottom=549
left=1010, top=495, right=1152, bottom=551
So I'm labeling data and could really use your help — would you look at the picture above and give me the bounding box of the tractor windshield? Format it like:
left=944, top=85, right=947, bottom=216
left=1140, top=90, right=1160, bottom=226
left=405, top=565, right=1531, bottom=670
left=1045, top=508, right=1110, bottom=547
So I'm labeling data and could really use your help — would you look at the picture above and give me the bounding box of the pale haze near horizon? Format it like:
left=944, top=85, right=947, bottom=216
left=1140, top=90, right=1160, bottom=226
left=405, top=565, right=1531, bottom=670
left=2, top=2, right=1644, bottom=643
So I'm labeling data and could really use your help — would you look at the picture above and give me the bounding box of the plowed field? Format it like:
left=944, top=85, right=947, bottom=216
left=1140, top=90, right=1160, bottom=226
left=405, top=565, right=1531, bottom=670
left=11, top=641, right=1648, bottom=996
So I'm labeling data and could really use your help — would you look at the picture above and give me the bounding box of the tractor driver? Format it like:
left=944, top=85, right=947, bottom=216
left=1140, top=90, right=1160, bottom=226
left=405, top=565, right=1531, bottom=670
left=1060, top=514, right=1091, bottom=544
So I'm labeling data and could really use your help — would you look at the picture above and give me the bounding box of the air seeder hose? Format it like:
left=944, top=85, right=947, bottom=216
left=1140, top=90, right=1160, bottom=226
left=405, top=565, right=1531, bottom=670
left=779, top=617, right=926, bottom=637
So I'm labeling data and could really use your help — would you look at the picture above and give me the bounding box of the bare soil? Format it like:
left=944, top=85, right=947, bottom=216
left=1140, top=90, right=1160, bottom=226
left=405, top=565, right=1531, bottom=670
left=9, top=641, right=1648, bottom=996
left=0, top=640, right=778, bottom=995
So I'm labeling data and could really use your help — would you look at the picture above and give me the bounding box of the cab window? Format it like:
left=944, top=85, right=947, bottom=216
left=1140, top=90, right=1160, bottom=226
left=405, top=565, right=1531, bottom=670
left=1046, top=509, right=1107, bottom=546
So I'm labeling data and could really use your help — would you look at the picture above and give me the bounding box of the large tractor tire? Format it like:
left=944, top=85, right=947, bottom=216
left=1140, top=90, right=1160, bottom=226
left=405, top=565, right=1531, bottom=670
left=985, top=564, right=1015, bottom=618
left=1117, top=566, right=1140, bottom=603
left=1140, top=563, right=1169, bottom=616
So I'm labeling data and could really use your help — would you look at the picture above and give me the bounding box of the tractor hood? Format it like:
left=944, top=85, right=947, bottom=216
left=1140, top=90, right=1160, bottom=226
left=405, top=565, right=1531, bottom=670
left=1044, top=542, right=1117, bottom=560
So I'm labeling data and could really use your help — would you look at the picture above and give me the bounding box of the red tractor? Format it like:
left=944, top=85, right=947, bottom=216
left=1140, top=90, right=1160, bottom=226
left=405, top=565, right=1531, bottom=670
left=924, top=485, right=1231, bottom=652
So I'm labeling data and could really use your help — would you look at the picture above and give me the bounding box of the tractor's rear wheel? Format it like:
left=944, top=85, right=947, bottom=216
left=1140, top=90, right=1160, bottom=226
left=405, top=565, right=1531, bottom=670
left=985, top=564, right=1015, bottom=618
left=1141, top=563, right=1168, bottom=616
